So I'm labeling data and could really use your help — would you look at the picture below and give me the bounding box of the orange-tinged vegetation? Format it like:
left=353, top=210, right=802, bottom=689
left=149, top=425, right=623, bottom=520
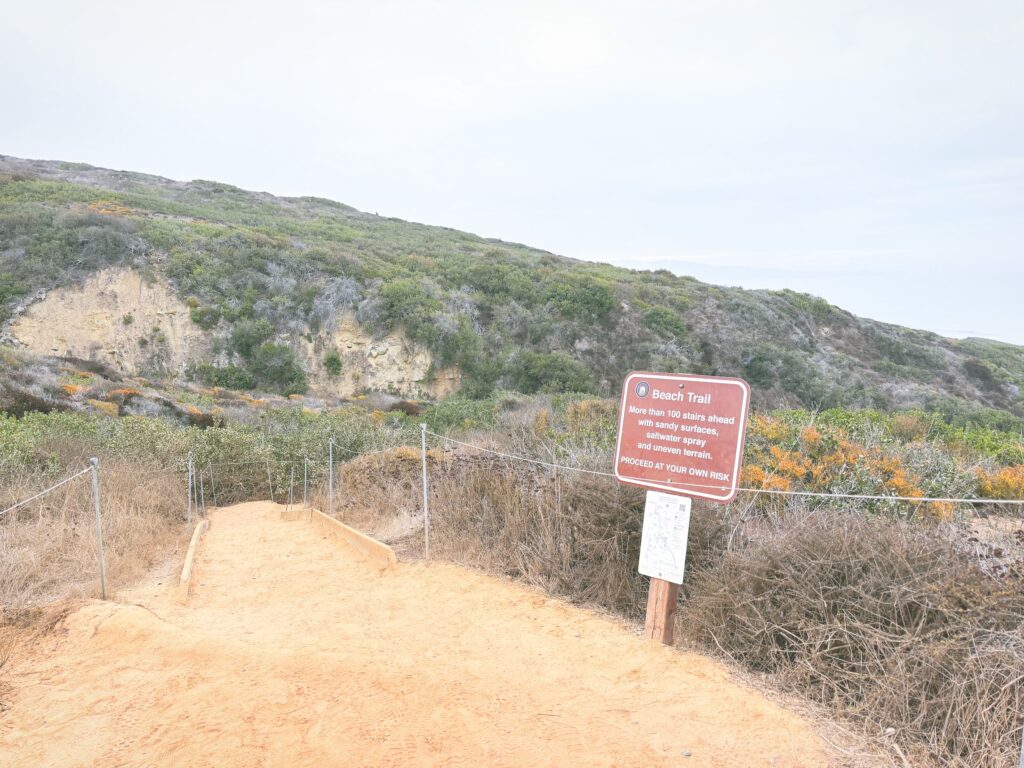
left=741, top=464, right=791, bottom=492
left=749, top=413, right=794, bottom=442
left=107, top=388, right=142, bottom=398
left=742, top=414, right=955, bottom=520
left=799, top=425, right=822, bottom=448
left=87, top=399, right=118, bottom=417
left=976, top=465, right=1024, bottom=500
left=87, top=199, right=136, bottom=217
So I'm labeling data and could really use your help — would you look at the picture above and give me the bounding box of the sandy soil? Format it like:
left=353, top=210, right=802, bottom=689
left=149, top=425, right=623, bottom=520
left=0, top=502, right=831, bottom=767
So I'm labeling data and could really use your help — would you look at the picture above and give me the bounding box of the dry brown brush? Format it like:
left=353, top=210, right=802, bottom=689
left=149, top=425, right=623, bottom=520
left=681, top=509, right=1024, bottom=767
left=1, top=461, right=188, bottom=613
left=431, top=458, right=646, bottom=612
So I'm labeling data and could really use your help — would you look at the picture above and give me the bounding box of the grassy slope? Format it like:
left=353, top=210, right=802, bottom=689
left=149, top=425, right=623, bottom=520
left=2, top=154, right=1023, bottom=423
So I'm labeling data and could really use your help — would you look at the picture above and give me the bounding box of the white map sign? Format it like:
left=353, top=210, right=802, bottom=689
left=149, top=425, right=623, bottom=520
left=638, top=490, right=692, bottom=584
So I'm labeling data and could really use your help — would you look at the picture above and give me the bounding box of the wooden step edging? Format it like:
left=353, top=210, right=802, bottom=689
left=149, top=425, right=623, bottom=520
left=177, top=519, right=209, bottom=604
left=280, top=506, right=398, bottom=573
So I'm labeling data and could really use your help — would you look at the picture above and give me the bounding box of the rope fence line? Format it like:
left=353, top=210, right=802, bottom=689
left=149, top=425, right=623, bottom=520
left=4, top=427, right=1021, bottom=605
left=147, top=439, right=412, bottom=475
left=0, top=450, right=385, bottom=494
left=426, top=431, right=617, bottom=478
left=424, top=430, right=1024, bottom=507
left=0, top=466, right=92, bottom=518
left=0, top=460, right=107, bottom=599
left=6, top=433, right=1023, bottom=524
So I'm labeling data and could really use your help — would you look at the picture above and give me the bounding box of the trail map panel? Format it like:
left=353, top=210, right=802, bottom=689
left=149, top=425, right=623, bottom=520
left=638, top=491, right=692, bottom=584
left=614, top=372, right=750, bottom=502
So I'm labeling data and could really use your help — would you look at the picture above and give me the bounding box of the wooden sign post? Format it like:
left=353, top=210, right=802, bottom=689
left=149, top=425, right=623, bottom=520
left=613, top=372, right=751, bottom=645
left=644, top=578, right=680, bottom=644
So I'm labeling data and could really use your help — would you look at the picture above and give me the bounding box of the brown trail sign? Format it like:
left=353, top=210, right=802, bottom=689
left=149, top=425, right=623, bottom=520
left=614, top=372, right=751, bottom=644
left=615, top=372, right=750, bottom=502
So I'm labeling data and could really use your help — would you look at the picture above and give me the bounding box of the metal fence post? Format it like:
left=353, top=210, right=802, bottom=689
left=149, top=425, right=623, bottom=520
left=303, top=458, right=308, bottom=508
left=199, top=471, right=206, bottom=517
left=420, top=424, right=430, bottom=562
left=266, top=456, right=274, bottom=502
left=193, top=462, right=200, bottom=520
left=289, top=465, right=295, bottom=510
left=89, top=458, right=107, bottom=600
left=207, top=460, right=218, bottom=507
left=186, top=453, right=193, bottom=525
left=328, top=437, right=334, bottom=518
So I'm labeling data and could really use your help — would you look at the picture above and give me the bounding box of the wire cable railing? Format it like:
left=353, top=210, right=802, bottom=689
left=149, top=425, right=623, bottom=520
left=0, top=459, right=107, bottom=598
left=424, top=430, right=1024, bottom=507
left=4, top=426, right=1021, bottom=610
left=0, top=466, right=92, bottom=518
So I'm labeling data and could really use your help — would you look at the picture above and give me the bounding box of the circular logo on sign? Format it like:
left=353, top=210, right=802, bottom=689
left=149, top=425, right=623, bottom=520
left=635, top=381, right=650, bottom=398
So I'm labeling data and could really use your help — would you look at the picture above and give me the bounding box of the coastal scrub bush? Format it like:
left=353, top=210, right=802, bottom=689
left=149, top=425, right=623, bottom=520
left=230, top=318, right=274, bottom=360
left=249, top=343, right=306, bottom=395
left=643, top=305, right=687, bottom=340
left=323, top=351, right=343, bottom=377
left=546, top=276, right=615, bottom=322
left=509, top=352, right=595, bottom=394
left=193, top=363, right=255, bottom=391
left=377, top=278, right=442, bottom=345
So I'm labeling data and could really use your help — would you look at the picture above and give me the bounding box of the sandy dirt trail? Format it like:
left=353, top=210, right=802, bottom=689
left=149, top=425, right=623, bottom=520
left=0, top=502, right=831, bottom=767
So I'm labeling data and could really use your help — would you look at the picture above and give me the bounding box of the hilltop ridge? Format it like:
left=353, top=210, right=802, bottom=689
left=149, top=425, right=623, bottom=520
left=1, top=154, right=1022, bottom=424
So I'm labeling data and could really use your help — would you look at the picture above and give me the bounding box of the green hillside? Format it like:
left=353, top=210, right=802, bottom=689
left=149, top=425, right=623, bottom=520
left=1, top=154, right=1022, bottom=425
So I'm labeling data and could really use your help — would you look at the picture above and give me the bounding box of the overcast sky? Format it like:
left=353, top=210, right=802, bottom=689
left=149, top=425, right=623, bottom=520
left=3, top=1, right=1022, bottom=343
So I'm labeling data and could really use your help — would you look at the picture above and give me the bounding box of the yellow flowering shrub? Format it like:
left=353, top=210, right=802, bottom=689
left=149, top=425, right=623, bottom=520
left=87, top=399, right=118, bottom=417
left=107, top=388, right=141, bottom=398
left=749, top=414, right=793, bottom=442
left=799, top=425, right=822, bottom=449
left=976, top=465, right=1024, bottom=499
